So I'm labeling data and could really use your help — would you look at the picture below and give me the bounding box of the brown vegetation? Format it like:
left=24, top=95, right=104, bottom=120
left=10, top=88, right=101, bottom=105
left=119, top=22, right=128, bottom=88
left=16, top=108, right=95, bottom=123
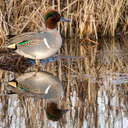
left=0, top=0, right=128, bottom=127
left=0, top=0, right=128, bottom=47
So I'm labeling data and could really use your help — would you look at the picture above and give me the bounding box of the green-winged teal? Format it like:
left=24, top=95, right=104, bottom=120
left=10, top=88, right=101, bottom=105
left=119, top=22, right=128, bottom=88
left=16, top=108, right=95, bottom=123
left=7, top=71, right=63, bottom=100
left=7, top=71, right=68, bottom=121
left=6, top=10, right=69, bottom=66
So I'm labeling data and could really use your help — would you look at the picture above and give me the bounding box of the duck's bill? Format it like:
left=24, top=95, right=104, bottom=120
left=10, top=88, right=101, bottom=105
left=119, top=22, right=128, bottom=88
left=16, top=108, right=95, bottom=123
left=60, top=17, right=70, bottom=22
left=8, top=81, right=17, bottom=88
left=8, top=79, right=18, bottom=88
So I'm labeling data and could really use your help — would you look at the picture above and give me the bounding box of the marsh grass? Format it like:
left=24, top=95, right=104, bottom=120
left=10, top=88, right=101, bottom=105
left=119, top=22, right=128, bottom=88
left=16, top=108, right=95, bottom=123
left=0, top=0, right=128, bottom=127
left=0, top=0, right=128, bottom=48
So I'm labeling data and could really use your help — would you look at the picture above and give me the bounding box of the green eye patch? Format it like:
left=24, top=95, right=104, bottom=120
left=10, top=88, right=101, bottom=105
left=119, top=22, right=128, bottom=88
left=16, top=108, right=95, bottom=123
left=19, top=86, right=28, bottom=91
left=46, top=110, right=57, bottom=121
left=44, top=12, right=55, bottom=22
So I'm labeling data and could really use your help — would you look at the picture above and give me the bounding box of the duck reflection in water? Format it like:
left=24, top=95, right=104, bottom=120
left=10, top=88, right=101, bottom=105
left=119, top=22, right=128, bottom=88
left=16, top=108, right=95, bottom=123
left=7, top=71, right=68, bottom=121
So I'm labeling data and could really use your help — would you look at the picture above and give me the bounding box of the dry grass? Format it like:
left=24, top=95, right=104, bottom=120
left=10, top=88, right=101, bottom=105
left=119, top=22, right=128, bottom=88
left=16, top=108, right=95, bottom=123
left=0, top=0, right=127, bottom=47
left=0, top=0, right=128, bottom=127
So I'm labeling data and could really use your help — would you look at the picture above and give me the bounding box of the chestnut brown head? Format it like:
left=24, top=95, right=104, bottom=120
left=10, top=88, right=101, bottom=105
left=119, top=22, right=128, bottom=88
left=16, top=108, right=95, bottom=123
left=44, top=10, right=70, bottom=29
left=45, top=102, right=68, bottom=121
left=44, top=10, right=61, bottom=29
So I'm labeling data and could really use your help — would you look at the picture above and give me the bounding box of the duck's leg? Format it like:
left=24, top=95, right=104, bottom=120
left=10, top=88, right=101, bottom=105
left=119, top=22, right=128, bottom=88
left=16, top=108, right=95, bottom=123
left=35, top=59, right=40, bottom=66
left=35, top=59, right=40, bottom=71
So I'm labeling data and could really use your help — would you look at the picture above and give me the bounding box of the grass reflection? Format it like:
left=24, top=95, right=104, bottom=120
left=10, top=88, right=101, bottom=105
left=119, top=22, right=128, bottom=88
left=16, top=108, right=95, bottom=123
left=0, top=38, right=128, bottom=127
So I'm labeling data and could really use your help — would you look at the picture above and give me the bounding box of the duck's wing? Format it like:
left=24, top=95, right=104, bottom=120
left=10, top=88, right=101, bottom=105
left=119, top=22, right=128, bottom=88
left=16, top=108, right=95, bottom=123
left=9, top=82, right=43, bottom=95
left=5, top=32, right=47, bottom=45
left=18, top=85, right=43, bottom=94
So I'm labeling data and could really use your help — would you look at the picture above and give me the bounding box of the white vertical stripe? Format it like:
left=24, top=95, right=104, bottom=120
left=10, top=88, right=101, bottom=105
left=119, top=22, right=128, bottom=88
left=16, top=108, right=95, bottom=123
left=45, top=84, right=52, bottom=94
left=43, top=38, right=50, bottom=49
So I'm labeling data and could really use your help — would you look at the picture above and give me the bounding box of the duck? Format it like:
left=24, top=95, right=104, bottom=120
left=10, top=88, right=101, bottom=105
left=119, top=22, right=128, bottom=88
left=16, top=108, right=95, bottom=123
left=7, top=71, right=63, bottom=99
left=5, top=10, right=69, bottom=66
left=7, top=71, right=68, bottom=121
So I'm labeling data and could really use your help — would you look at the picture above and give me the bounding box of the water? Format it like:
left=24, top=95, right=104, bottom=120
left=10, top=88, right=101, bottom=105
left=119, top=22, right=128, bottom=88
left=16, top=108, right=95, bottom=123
left=0, top=37, right=128, bottom=128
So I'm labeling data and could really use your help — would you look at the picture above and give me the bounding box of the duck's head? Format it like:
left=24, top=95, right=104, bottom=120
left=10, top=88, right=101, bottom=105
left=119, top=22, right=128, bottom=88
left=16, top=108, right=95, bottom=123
left=45, top=102, right=68, bottom=121
left=44, top=10, right=69, bottom=29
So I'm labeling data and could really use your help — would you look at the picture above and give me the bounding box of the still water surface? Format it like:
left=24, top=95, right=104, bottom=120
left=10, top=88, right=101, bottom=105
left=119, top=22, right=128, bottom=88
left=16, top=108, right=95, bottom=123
left=0, top=38, right=128, bottom=128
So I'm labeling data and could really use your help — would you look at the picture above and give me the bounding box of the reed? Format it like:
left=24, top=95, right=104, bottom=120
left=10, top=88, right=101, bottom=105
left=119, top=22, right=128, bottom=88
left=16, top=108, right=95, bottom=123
left=0, top=0, right=127, bottom=47
left=0, top=35, right=128, bottom=127
left=0, top=0, right=128, bottom=127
